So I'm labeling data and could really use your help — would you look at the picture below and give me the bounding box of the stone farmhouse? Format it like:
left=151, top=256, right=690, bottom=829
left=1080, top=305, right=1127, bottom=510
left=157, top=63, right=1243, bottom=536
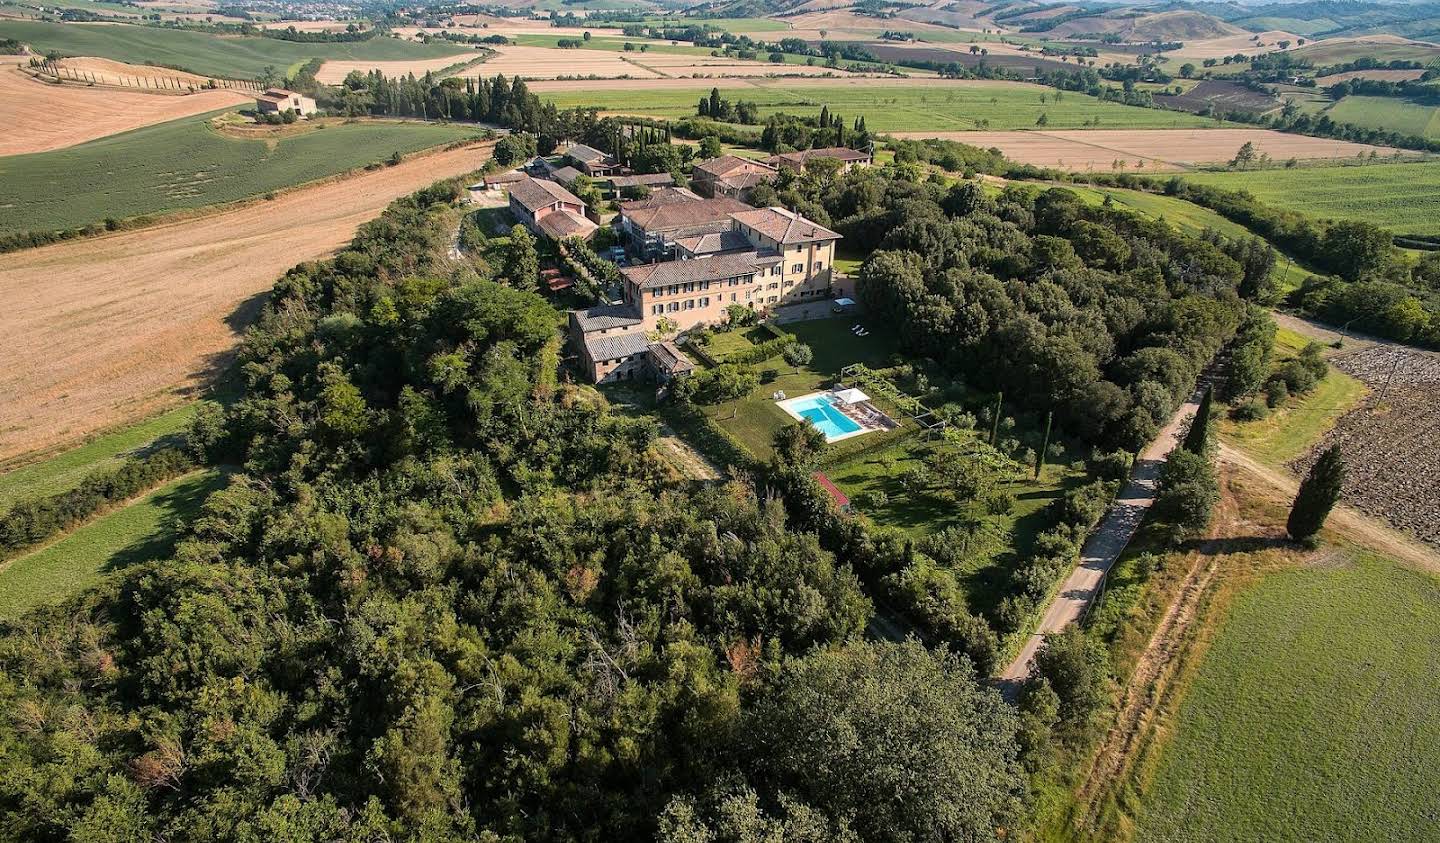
left=690, top=155, right=779, bottom=201
left=508, top=176, right=598, bottom=241
left=255, top=88, right=318, bottom=117
left=760, top=146, right=872, bottom=173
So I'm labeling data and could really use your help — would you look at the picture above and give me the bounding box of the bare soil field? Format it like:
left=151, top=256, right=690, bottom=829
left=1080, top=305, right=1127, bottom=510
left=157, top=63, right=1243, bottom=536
left=1291, top=343, right=1440, bottom=550
left=0, top=67, right=248, bottom=156
left=1156, top=79, right=1278, bottom=116
left=446, top=44, right=661, bottom=80
left=0, top=142, right=493, bottom=464
left=889, top=128, right=1399, bottom=171
left=313, top=52, right=479, bottom=84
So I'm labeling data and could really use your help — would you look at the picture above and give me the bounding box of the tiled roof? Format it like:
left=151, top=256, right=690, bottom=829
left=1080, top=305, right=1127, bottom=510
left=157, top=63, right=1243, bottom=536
left=536, top=209, right=598, bottom=240
left=694, top=155, right=775, bottom=177
left=585, top=331, right=651, bottom=363
left=258, top=88, right=302, bottom=101
left=649, top=341, right=695, bottom=373
left=762, top=147, right=871, bottom=168
left=567, top=143, right=612, bottom=165
left=621, top=251, right=780, bottom=289
left=510, top=176, right=584, bottom=214
left=620, top=196, right=753, bottom=234
left=608, top=172, right=678, bottom=188
left=618, top=186, right=703, bottom=210
left=716, top=171, right=775, bottom=191
left=729, top=207, right=841, bottom=245
left=673, top=230, right=752, bottom=257
left=549, top=165, right=584, bottom=185
left=572, top=303, right=643, bottom=332
left=482, top=170, right=526, bottom=186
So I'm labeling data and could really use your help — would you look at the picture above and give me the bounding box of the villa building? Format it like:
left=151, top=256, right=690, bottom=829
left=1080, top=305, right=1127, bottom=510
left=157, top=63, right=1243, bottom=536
left=760, top=146, right=872, bottom=173
left=508, top=176, right=597, bottom=241
left=617, top=192, right=753, bottom=258
left=568, top=205, right=844, bottom=382
left=691, top=155, right=779, bottom=200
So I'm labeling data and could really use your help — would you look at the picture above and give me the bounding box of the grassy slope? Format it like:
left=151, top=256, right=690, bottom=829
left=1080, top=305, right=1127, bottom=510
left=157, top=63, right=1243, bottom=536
left=1135, top=553, right=1440, bottom=842
left=1324, top=95, right=1439, bottom=138
left=1219, top=327, right=1368, bottom=467
left=1183, top=162, right=1440, bottom=235
left=0, top=468, right=225, bottom=619
left=0, top=113, right=481, bottom=233
left=0, top=404, right=196, bottom=509
left=0, top=20, right=464, bottom=78
left=540, top=83, right=1221, bottom=132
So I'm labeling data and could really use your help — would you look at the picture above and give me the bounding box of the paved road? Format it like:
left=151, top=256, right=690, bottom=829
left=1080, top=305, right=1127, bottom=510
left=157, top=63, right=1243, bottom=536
left=997, top=393, right=1201, bottom=695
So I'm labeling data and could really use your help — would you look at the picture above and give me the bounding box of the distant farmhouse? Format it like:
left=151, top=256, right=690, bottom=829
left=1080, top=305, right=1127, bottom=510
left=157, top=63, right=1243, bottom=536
left=691, top=155, right=779, bottom=201
left=255, top=88, right=318, bottom=117
left=508, top=176, right=598, bottom=241
left=760, top=146, right=872, bottom=173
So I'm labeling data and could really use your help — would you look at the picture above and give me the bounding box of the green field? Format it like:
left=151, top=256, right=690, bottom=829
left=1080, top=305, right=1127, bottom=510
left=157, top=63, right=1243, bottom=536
left=0, top=468, right=225, bottom=619
left=0, top=112, right=481, bottom=233
left=1184, top=161, right=1440, bottom=235
left=0, top=20, right=465, bottom=78
left=1292, top=38, right=1440, bottom=66
left=540, top=82, right=1222, bottom=132
left=1324, top=95, right=1440, bottom=138
left=1136, top=553, right=1440, bottom=841
left=0, top=405, right=195, bottom=510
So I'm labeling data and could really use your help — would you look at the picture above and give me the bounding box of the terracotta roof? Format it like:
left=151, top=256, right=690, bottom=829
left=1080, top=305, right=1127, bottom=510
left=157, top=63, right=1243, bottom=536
left=258, top=88, right=303, bottom=101
left=716, top=171, right=775, bottom=191
left=536, top=209, right=598, bottom=240
left=572, top=303, right=643, bottom=332
left=621, top=251, right=780, bottom=290
left=482, top=170, right=526, bottom=186
left=694, top=155, right=776, bottom=177
left=618, top=186, right=703, bottom=209
left=510, top=176, right=584, bottom=214
left=673, top=230, right=751, bottom=257
left=608, top=172, right=677, bottom=188
left=620, top=196, right=753, bottom=234
left=729, top=207, right=841, bottom=245
left=762, top=147, right=871, bottom=168
left=584, top=331, right=651, bottom=363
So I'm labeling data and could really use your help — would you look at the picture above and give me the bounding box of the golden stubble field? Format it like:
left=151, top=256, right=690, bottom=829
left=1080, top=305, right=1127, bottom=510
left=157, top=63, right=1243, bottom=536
left=0, top=142, right=493, bottom=463
left=0, top=66, right=250, bottom=155
left=890, top=127, right=1402, bottom=170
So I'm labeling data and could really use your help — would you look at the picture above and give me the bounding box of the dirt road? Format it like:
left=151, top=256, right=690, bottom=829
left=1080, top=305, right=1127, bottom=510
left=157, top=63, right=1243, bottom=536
left=0, top=142, right=493, bottom=464
left=997, top=393, right=1201, bottom=692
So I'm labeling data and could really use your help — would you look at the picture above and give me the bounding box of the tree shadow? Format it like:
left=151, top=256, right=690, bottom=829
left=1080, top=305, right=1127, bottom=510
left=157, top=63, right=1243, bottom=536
left=100, top=471, right=230, bottom=574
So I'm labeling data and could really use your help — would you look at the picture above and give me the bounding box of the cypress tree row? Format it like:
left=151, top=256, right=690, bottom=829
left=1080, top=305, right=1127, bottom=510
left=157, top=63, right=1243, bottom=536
left=1287, top=444, right=1346, bottom=541
left=1182, top=385, right=1213, bottom=455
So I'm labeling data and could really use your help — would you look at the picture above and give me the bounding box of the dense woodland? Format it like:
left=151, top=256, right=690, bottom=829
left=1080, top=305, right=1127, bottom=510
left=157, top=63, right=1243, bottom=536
left=0, top=142, right=1296, bottom=840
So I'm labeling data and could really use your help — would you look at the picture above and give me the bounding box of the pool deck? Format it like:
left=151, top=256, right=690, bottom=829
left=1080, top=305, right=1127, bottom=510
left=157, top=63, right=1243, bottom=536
left=775, top=391, right=876, bottom=443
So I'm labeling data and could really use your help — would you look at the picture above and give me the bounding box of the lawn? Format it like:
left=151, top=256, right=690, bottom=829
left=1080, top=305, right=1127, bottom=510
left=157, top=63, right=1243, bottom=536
left=694, top=316, right=897, bottom=459
left=540, top=81, right=1222, bottom=132
left=1323, top=95, right=1440, bottom=139
left=0, top=20, right=464, bottom=79
left=0, top=468, right=226, bottom=619
left=1184, top=161, right=1440, bottom=235
left=0, top=112, right=483, bottom=233
left=1219, top=328, right=1368, bottom=467
left=0, top=404, right=195, bottom=510
left=1135, top=553, right=1440, bottom=841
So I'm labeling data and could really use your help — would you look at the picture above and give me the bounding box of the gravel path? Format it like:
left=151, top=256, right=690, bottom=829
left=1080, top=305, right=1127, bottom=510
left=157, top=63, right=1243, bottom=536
left=997, top=392, right=1201, bottom=694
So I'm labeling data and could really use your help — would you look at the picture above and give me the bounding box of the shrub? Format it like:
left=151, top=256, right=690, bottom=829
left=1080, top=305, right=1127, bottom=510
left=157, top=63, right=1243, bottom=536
left=1264, top=377, right=1290, bottom=407
left=1230, top=398, right=1268, bottom=422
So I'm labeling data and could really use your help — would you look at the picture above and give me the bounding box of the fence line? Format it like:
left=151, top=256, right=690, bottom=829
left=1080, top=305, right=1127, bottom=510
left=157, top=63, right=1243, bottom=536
left=31, top=60, right=266, bottom=94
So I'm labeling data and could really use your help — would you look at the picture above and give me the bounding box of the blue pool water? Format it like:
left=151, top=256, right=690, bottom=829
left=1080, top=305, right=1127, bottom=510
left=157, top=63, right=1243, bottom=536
left=784, top=395, right=862, bottom=441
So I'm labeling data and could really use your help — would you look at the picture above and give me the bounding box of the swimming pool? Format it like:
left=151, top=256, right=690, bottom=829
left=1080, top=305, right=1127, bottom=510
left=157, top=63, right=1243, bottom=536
left=776, top=393, right=867, bottom=442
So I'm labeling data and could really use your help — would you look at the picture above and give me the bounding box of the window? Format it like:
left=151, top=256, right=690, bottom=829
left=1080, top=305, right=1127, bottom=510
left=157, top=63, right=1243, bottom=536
left=813, top=261, right=824, bottom=271
left=652, top=304, right=662, bottom=315
left=701, top=296, right=710, bottom=307
left=770, top=266, right=781, bottom=277
left=767, top=282, right=778, bottom=290
left=791, top=263, right=803, bottom=274
left=701, top=281, right=710, bottom=291
left=668, top=302, right=679, bottom=313
left=768, top=296, right=778, bottom=303
left=730, top=293, right=737, bottom=302
left=684, top=299, right=695, bottom=310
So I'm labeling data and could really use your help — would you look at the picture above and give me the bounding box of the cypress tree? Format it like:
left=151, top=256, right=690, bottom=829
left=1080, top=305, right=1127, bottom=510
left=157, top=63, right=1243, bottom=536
left=989, top=392, right=1003, bottom=447
left=1182, top=385, right=1213, bottom=455
left=1288, top=445, right=1345, bottom=541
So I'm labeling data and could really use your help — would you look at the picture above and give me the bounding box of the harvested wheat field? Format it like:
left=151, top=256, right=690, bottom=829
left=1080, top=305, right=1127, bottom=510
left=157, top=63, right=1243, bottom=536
left=450, top=45, right=661, bottom=80
left=0, top=141, right=493, bottom=463
left=51, top=56, right=213, bottom=87
left=631, top=53, right=864, bottom=77
left=1163, top=30, right=1304, bottom=62
left=525, top=75, right=1025, bottom=93
left=313, top=52, right=478, bottom=84
left=0, top=67, right=248, bottom=156
left=1315, top=68, right=1428, bottom=85
left=890, top=128, right=1400, bottom=171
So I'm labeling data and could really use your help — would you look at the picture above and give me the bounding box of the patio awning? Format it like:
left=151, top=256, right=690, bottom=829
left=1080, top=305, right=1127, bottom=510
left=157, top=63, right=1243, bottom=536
left=833, top=297, right=856, bottom=306
left=833, top=388, right=870, bottom=404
